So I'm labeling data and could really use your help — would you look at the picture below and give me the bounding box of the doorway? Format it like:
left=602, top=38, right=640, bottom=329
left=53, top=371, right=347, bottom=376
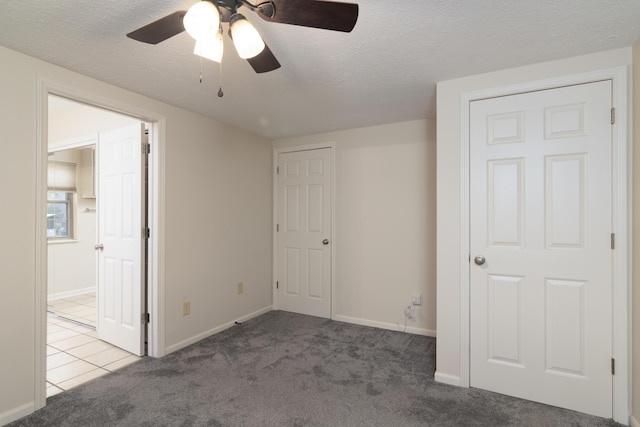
left=45, top=95, right=149, bottom=396
left=48, top=143, right=98, bottom=327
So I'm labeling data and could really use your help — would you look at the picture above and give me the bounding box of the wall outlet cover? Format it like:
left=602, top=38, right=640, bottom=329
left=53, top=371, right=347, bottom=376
left=182, top=300, right=191, bottom=316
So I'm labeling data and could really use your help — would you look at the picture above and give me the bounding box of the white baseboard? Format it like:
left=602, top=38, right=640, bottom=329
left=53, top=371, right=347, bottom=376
left=434, top=371, right=462, bottom=387
left=47, top=286, right=95, bottom=301
left=0, top=401, right=35, bottom=426
left=332, top=314, right=436, bottom=337
left=164, top=305, right=273, bottom=355
left=630, top=414, right=640, bottom=427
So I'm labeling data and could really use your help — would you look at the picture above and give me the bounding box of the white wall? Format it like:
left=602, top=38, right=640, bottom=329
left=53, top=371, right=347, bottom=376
left=0, top=44, right=272, bottom=425
left=47, top=148, right=97, bottom=298
left=273, top=119, right=437, bottom=336
left=631, top=39, right=640, bottom=427
left=435, top=48, right=632, bottom=386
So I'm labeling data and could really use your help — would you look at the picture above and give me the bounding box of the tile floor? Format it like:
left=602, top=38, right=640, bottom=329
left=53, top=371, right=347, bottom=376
left=47, top=293, right=141, bottom=398
left=48, top=293, right=97, bottom=327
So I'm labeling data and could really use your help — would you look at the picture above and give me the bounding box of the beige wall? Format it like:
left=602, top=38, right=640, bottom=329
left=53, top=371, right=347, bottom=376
left=436, top=47, right=632, bottom=422
left=632, top=38, right=640, bottom=427
left=0, top=45, right=272, bottom=424
left=273, top=119, right=437, bottom=335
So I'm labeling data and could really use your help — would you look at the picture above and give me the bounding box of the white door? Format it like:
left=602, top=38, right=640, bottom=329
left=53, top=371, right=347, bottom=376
left=276, top=148, right=332, bottom=318
left=469, top=81, right=612, bottom=417
left=97, top=123, right=146, bottom=356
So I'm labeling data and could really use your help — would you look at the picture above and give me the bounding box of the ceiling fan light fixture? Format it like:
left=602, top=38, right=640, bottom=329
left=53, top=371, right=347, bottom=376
left=193, top=26, right=224, bottom=62
left=229, top=13, right=265, bottom=59
left=184, top=1, right=221, bottom=41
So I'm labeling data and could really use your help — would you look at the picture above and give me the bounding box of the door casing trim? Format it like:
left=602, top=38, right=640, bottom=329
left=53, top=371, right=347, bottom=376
left=35, top=78, right=166, bottom=410
left=458, top=67, right=629, bottom=423
left=272, top=143, right=336, bottom=318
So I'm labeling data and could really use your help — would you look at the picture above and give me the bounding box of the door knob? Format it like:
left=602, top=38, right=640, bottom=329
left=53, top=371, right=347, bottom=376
left=474, top=255, right=486, bottom=265
left=94, top=244, right=104, bottom=251
left=322, top=239, right=330, bottom=245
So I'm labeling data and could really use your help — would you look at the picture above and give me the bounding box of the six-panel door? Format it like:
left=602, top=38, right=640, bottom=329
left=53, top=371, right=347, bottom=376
left=469, top=81, right=613, bottom=417
left=276, top=148, right=332, bottom=318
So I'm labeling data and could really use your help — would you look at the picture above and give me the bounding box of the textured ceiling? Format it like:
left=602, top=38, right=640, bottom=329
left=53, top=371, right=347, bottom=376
left=2, top=1, right=640, bottom=139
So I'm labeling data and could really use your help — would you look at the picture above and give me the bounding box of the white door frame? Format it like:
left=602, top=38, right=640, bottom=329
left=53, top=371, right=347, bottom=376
left=35, top=79, right=167, bottom=410
left=272, top=143, right=336, bottom=318
left=458, top=67, right=630, bottom=423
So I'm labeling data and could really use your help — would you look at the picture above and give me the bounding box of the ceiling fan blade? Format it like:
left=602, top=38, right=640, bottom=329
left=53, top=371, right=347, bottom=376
left=127, top=11, right=187, bottom=44
left=257, top=0, right=358, bottom=32
left=247, top=43, right=281, bottom=73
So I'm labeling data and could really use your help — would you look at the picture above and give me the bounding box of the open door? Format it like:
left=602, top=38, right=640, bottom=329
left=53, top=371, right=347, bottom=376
left=96, top=123, right=146, bottom=356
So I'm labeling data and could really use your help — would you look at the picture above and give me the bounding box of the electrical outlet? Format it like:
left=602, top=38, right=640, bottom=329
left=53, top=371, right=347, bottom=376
left=412, top=294, right=422, bottom=306
left=182, top=300, right=191, bottom=316
left=404, top=306, right=414, bottom=320
left=237, top=282, right=244, bottom=295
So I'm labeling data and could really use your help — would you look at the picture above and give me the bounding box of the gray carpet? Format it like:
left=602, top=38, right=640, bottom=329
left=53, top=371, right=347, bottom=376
left=11, top=311, right=619, bottom=426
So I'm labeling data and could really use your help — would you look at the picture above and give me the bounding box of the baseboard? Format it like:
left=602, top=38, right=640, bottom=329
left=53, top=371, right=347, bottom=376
left=47, top=286, right=95, bottom=301
left=434, top=371, right=462, bottom=387
left=0, top=401, right=35, bottom=426
left=630, top=414, right=640, bottom=427
left=164, top=305, right=273, bottom=355
left=332, top=314, right=436, bottom=337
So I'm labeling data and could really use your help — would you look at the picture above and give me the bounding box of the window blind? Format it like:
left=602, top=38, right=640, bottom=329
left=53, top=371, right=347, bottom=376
left=47, top=161, right=77, bottom=192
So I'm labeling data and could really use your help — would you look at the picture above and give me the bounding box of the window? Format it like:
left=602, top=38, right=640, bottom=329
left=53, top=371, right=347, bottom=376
left=47, top=191, right=74, bottom=239
left=47, top=160, right=77, bottom=240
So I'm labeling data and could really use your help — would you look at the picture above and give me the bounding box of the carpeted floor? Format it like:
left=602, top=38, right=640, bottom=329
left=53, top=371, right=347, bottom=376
left=11, top=311, right=619, bottom=426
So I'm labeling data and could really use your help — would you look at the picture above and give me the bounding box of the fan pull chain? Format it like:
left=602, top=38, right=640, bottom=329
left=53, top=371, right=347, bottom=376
left=199, top=54, right=204, bottom=83
left=217, top=59, right=224, bottom=97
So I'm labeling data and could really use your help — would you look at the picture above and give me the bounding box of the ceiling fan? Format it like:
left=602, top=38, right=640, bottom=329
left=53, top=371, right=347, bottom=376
left=126, top=0, right=359, bottom=74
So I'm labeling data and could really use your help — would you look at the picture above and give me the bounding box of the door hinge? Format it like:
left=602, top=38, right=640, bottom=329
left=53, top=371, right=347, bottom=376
left=142, top=313, right=150, bottom=324
left=277, top=166, right=279, bottom=175
left=611, top=358, right=615, bottom=375
left=611, top=233, right=615, bottom=250
left=276, top=281, right=279, bottom=289
left=277, top=224, right=279, bottom=232
left=143, top=228, right=150, bottom=239
left=142, top=143, right=150, bottom=154
left=611, top=107, right=615, bottom=125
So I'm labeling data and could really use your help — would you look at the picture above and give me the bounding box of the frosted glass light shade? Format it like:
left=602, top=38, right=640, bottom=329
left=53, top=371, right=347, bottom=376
left=184, top=1, right=220, bottom=41
left=193, top=30, right=223, bottom=63
left=229, top=14, right=265, bottom=59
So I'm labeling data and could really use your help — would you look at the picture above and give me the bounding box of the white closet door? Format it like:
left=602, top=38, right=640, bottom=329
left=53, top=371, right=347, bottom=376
left=276, top=148, right=332, bottom=318
left=469, top=81, right=612, bottom=417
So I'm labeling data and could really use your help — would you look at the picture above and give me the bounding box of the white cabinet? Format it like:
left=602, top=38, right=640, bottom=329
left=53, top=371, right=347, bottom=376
left=80, top=146, right=96, bottom=199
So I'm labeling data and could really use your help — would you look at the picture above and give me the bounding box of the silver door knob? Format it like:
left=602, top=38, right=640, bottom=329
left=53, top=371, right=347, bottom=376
left=94, top=244, right=104, bottom=251
left=474, top=255, right=486, bottom=265
left=322, top=239, right=330, bottom=245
